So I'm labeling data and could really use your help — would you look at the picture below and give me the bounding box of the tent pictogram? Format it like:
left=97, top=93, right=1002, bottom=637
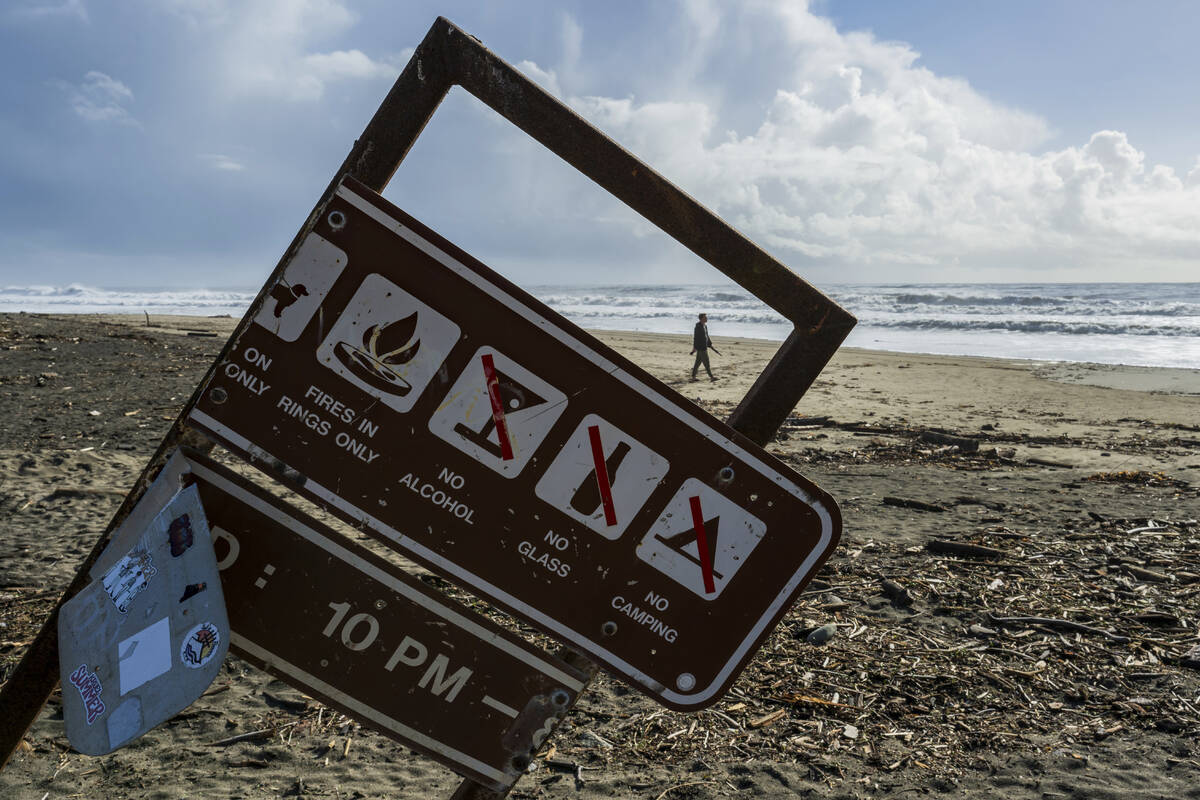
left=638, top=479, right=766, bottom=599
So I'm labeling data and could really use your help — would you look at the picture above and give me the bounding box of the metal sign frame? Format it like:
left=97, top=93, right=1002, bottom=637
left=0, top=15, right=855, bottom=792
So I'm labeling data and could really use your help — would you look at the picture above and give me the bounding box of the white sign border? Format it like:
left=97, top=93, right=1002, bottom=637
left=188, top=181, right=836, bottom=707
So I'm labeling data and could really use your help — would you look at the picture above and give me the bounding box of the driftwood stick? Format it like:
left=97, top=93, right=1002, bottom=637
left=1125, top=565, right=1170, bottom=583
left=884, top=497, right=947, bottom=513
left=207, top=728, right=273, bottom=747
left=927, top=540, right=1009, bottom=559
left=881, top=579, right=913, bottom=606
left=917, top=431, right=979, bottom=452
left=986, top=613, right=1130, bottom=643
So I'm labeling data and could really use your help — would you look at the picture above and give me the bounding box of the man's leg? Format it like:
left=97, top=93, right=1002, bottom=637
left=700, top=349, right=714, bottom=379
left=691, top=351, right=703, bottom=380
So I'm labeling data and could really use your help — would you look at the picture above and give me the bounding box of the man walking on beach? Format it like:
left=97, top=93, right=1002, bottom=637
left=690, top=313, right=719, bottom=381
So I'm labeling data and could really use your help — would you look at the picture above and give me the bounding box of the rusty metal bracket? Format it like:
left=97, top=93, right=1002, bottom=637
left=339, top=16, right=856, bottom=445
left=0, top=15, right=853, bottom=779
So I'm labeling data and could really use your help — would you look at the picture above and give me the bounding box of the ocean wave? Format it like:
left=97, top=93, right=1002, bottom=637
left=4, top=282, right=1199, bottom=367
left=889, top=292, right=1070, bottom=307
left=860, top=318, right=1200, bottom=336
left=0, top=284, right=255, bottom=315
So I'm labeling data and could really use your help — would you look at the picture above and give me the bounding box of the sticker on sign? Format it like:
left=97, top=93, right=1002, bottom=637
left=187, top=176, right=841, bottom=710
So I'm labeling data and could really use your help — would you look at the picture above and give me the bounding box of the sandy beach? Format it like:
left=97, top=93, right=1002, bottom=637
left=1, top=311, right=1198, bottom=799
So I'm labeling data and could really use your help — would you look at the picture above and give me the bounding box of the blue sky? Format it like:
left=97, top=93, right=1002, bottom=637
left=2, top=1, right=1198, bottom=290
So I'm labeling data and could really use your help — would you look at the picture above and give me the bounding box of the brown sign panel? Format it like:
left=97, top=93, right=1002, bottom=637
left=176, top=452, right=585, bottom=793
left=186, top=176, right=841, bottom=710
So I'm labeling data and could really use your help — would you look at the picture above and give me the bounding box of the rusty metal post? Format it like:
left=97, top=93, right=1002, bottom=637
left=450, top=648, right=596, bottom=800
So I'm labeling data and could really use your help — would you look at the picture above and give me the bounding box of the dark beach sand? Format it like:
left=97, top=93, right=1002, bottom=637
left=1, top=312, right=1198, bottom=798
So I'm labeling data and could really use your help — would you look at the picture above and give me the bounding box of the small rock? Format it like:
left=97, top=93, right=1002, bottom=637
left=821, top=594, right=851, bottom=612
left=881, top=579, right=913, bottom=606
left=88, top=410, right=101, bottom=417
left=806, top=623, right=838, bottom=645
left=843, top=724, right=859, bottom=740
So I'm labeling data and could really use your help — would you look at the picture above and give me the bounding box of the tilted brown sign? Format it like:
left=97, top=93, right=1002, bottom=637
left=174, top=452, right=586, bottom=792
left=186, top=177, right=841, bottom=709
left=0, top=18, right=854, bottom=786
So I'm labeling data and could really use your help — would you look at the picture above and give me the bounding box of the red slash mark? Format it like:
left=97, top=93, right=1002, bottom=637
left=688, top=495, right=716, bottom=594
left=587, top=425, right=618, bottom=526
left=480, top=354, right=514, bottom=461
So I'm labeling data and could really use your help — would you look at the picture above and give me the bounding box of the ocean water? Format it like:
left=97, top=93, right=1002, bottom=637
left=2, top=282, right=1197, bottom=370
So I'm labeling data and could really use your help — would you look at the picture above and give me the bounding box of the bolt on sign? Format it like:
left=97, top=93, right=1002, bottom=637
left=187, top=176, right=842, bottom=710
left=171, top=451, right=586, bottom=793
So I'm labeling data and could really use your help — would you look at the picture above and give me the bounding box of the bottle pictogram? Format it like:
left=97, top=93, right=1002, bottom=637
left=534, top=414, right=669, bottom=539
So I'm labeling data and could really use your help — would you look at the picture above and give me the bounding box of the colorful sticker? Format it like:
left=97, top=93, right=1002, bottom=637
left=167, top=513, right=194, bottom=557
left=68, top=664, right=106, bottom=724
left=101, top=548, right=158, bottom=613
left=179, top=622, right=220, bottom=669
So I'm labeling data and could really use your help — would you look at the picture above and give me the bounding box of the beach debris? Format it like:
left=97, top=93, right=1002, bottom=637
left=985, top=613, right=1130, bottom=643
left=883, top=496, right=947, bottom=512
left=1125, top=611, right=1182, bottom=628
left=880, top=579, right=913, bottom=606
left=748, top=709, right=787, bottom=729
left=805, top=623, right=838, bottom=645
left=1124, top=565, right=1170, bottom=583
left=917, top=431, right=979, bottom=452
left=1085, top=470, right=1191, bottom=488
left=207, top=727, right=274, bottom=747
left=1025, top=456, right=1073, bottom=468
left=1181, top=645, right=1200, bottom=670
left=820, top=594, right=851, bottom=612
left=926, top=539, right=1009, bottom=560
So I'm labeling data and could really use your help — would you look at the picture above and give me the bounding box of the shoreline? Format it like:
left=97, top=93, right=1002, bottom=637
left=18, top=310, right=1200, bottom=396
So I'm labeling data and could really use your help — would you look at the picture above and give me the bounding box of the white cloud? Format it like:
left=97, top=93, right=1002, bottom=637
left=303, top=49, right=396, bottom=82
left=61, top=70, right=138, bottom=125
left=516, top=60, right=562, bottom=98
left=211, top=0, right=388, bottom=100
left=199, top=153, right=245, bottom=171
left=159, top=0, right=229, bottom=28
left=498, top=1, right=1200, bottom=279
left=166, top=0, right=394, bottom=101
left=10, top=0, right=88, bottom=23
